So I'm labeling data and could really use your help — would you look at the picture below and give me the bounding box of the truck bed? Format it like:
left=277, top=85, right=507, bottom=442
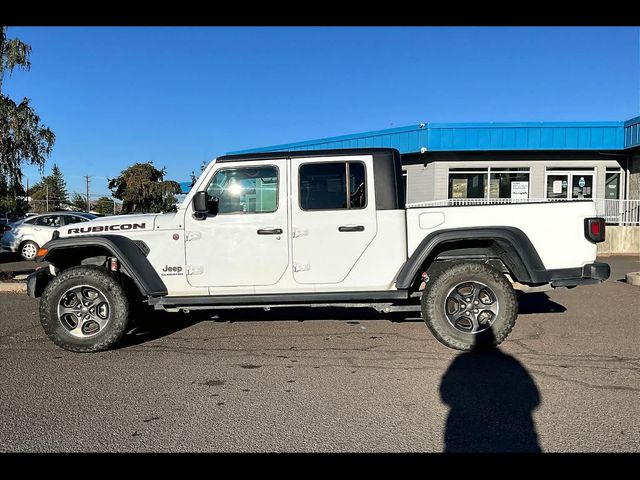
left=405, top=200, right=598, bottom=271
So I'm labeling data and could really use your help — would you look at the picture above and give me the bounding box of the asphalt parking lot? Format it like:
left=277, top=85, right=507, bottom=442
left=0, top=255, right=638, bottom=452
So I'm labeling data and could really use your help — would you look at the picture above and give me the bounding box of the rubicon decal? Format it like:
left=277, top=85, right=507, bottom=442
left=67, top=223, right=146, bottom=234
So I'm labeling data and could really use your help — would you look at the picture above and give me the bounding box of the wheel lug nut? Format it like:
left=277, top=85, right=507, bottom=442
left=474, top=301, right=479, bottom=305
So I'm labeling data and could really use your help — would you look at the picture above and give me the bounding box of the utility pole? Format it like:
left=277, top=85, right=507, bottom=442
left=84, top=175, right=91, bottom=212
left=46, top=184, right=49, bottom=212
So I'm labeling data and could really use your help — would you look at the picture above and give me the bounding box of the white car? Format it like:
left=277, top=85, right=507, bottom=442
left=2, top=212, right=98, bottom=260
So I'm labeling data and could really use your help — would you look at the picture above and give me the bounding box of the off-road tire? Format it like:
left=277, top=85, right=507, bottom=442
left=421, top=262, right=518, bottom=351
left=39, top=265, right=130, bottom=352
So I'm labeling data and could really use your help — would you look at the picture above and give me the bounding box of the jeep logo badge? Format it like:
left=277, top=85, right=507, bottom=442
left=161, top=265, right=184, bottom=276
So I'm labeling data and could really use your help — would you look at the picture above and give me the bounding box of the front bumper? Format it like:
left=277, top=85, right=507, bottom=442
left=549, top=261, right=611, bottom=288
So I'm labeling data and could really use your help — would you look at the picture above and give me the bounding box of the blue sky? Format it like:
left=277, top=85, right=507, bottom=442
left=4, top=26, right=639, bottom=196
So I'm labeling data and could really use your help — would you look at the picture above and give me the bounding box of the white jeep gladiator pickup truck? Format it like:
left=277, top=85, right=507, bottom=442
left=27, top=148, right=610, bottom=352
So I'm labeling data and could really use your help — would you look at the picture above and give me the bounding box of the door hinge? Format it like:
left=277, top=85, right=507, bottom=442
left=186, top=231, right=202, bottom=242
left=187, top=265, right=203, bottom=275
left=292, top=228, right=308, bottom=238
left=293, top=262, right=310, bottom=272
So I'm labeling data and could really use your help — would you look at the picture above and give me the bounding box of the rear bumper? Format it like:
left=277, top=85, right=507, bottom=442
left=549, top=262, right=611, bottom=288
left=1, top=237, right=19, bottom=253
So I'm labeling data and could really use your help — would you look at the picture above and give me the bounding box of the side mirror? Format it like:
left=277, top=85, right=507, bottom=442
left=192, top=191, right=219, bottom=220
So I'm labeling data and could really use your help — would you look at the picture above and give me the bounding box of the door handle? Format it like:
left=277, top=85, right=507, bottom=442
left=338, top=225, right=365, bottom=232
left=257, top=228, right=283, bottom=235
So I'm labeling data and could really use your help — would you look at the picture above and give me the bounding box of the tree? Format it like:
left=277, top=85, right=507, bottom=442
left=70, top=192, right=88, bottom=211
left=0, top=173, right=27, bottom=214
left=108, top=162, right=181, bottom=214
left=48, top=163, right=67, bottom=205
left=27, top=163, right=69, bottom=212
left=0, top=27, right=55, bottom=205
left=189, top=160, right=208, bottom=187
left=93, top=196, right=115, bottom=215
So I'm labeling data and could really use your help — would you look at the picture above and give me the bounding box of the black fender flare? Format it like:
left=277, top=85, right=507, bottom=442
left=395, top=227, right=549, bottom=289
left=36, top=235, right=167, bottom=297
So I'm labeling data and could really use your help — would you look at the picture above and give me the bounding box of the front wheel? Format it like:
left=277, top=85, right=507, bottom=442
left=421, top=262, right=518, bottom=351
left=39, top=265, right=131, bottom=352
left=20, top=241, right=39, bottom=260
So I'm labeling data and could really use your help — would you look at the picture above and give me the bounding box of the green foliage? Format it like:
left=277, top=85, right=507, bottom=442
left=109, top=162, right=181, bottom=213
left=0, top=26, right=55, bottom=210
left=70, top=192, right=88, bottom=211
left=93, top=196, right=115, bottom=215
left=27, top=163, right=69, bottom=212
left=0, top=161, right=32, bottom=215
left=0, top=26, right=31, bottom=92
left=47, top=163, right=67, bottom=204
left=190, top=160, right=209, bottom=187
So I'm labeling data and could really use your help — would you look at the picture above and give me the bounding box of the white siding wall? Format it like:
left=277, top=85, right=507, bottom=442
left=404, top=158, right=623, bottom=203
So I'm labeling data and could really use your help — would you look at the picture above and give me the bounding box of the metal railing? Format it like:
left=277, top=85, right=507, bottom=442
left=406, top=197, right=640, bottom=226
left=594, top=199, right=640, bottom=226
left=406, top=197, right=580, bottom=208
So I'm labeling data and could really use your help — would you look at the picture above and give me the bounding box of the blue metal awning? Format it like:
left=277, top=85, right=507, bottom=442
left=625, top=116, right=640, bottom=149
left=230, top=117, right=639, bottom=155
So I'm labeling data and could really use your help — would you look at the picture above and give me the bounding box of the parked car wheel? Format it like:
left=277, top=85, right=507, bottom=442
left=39, top=265, right=131, bottom=352
left=421, top=262, right=518, bottom=351
left=20, top=241, right=39, bottom=261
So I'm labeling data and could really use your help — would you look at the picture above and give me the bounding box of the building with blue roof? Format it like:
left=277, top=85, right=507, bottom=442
left=229, top=117, right=640, bottom=209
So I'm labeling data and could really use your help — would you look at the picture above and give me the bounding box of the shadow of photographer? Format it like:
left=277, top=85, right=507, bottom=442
left=440, top=327, right=542, bottom=453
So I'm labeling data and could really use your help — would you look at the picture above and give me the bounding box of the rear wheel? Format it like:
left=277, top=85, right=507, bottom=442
left=421, top=262, right=518, bottom=351
left=39, top=265, right=131, bottom=352
left=20, top=241, right=39, bottom=261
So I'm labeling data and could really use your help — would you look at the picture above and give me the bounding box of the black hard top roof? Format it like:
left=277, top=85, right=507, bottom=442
left=216, top=148, right=400, bottom=163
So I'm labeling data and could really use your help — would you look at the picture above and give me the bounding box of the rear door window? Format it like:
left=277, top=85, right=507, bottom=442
left=299, top=161, right=367, bottom=210
left=34, top=215, right=61, bottom=227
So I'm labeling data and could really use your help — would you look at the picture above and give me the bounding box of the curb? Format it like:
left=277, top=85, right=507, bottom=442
left=626, top=272, right=640, bottom=287
left=0, top=282, right=27, bottom=293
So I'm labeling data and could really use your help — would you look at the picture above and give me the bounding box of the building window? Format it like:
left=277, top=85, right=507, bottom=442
left=605, top=168, right=621, bottom=200
left=448, top=168, right=530, bottom=199
left=299, top=161, right=367, bottom=210
left=207, top=166, right=278, bottom=214
left=545, top=168, right=595, bottom=200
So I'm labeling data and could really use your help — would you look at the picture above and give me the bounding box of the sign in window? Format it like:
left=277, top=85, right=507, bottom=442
left=448, top=168, right=530, bottom=199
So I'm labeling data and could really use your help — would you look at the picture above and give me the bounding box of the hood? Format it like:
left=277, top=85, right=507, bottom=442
left=60, top=213, right=157, bottom=238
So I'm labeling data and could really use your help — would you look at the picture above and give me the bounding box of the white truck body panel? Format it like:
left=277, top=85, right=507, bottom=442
left=405, top=201, right=597, bottom=271
left=289, top=155, right=378, bottom=285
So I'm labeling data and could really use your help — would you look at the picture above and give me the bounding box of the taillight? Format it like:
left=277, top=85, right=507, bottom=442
left=584, top=218, right=605, bottom=243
